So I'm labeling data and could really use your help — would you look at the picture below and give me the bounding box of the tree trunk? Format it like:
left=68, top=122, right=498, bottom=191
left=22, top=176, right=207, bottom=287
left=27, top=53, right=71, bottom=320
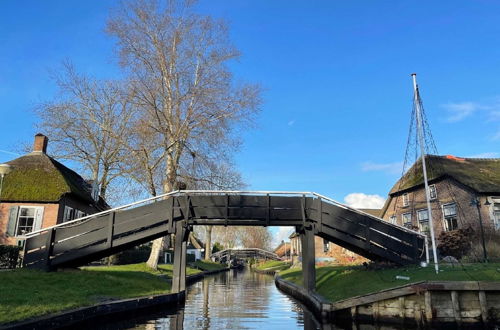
left=146, top=152, right=176, bottom=269
left=204, top=225, right=213, bottom=260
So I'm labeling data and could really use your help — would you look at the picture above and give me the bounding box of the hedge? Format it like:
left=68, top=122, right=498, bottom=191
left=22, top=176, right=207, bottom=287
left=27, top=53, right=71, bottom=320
left=0, top=245, right=21, bottom=269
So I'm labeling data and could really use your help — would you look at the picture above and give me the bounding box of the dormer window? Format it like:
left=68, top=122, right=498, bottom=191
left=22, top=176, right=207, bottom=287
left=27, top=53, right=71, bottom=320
left=403, top=193, right=409, bottom=207
left=429, top=185, right=437, bottom=200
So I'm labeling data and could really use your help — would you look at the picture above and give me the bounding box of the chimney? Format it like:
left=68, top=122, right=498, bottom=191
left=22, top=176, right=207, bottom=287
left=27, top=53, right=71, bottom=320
left=33, top=134, right=48, bottom=153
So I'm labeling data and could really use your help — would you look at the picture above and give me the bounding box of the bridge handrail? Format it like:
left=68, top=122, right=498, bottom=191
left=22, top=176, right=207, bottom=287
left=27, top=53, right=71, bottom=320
left=21, top=190, right=424, bottom=240
left=21, top=190, right=181, bottom=238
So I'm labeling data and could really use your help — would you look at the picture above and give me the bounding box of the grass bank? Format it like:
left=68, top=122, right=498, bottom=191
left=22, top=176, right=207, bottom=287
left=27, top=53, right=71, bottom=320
left=0, top=262, right=205, bottom=324
left=191, top=259, right=228, bottom=272
left=280, top=263, right=500, bottom=302
left=255, top=260, right=291, bottom=272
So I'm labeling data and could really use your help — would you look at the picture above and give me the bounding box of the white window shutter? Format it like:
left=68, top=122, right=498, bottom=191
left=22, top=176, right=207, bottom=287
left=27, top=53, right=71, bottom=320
left=34, top=206, right=44, bottom=231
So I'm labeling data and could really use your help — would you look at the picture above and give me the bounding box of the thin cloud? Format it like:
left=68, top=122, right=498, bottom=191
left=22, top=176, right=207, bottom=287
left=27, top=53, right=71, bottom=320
left=344, top=193, right=386, bottom=209
left=442, top=99, right=500, bottom=123
left=287, top=120, right=295, bottom=126
left=361, top=161, right=403, bottom=175
left=441, top=102, right=485, bottom=122
left=0, top=149, right=20, bottom=156
left=467, top=152, right=499, bottom=158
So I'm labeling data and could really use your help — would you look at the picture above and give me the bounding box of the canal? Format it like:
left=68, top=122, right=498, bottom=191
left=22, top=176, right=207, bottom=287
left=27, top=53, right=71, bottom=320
left=96, top=267, right=322, bottom=329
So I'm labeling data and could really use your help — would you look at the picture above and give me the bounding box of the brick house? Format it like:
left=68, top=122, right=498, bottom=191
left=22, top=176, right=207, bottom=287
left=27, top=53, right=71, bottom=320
left=380, top=155, right=500, bottom=238
left=0, top=134, right=108, bottom=246
left=289, top=231, right=368, bottom=265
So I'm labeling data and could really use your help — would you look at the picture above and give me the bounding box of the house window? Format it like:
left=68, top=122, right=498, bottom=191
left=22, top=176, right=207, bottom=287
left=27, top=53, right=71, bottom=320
left=429, top=185, right=437, bottom=200
left=403, top=193, right=409, bottom=207
left=63, top=206, right=83, bottom=222
left=417, top=209, right=430, bottom=234
left=493, top=202, right=500, bottom=230
left=323, top=239, right=330, bottom=253
left=389, top=215, right=397, bottom=224
left=402, top=213, right=412, bottom=229
left=443, top=203, right=458, bottom=231
left=9, top=206, right=44, bottom=236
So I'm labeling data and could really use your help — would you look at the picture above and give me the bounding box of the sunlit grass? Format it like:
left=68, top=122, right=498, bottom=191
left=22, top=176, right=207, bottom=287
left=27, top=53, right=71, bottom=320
left=280, top=263, right=500, bottom=302
left=0, top=262, right=203, bottom=324
left=255, top=260, right=291, bottom=271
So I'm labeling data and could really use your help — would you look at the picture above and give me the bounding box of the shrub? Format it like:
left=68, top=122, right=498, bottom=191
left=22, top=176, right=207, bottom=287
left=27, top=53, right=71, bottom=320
left=437, top=227, right=473, bottom=260
left=0, top=245, right=21, bottom=269
left=104, top=245, right=152, bottom=265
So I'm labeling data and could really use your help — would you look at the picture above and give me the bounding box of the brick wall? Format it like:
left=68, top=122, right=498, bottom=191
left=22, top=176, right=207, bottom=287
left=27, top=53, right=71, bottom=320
left=290, top=234, right=366, bottom=265
left=0, top=202, right=59, bottom=245
left=382, top=178, right=498, bottom=238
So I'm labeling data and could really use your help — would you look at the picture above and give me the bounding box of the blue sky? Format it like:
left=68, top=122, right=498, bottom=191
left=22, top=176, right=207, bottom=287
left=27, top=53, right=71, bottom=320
left=1, top=1, right=500, bottom=243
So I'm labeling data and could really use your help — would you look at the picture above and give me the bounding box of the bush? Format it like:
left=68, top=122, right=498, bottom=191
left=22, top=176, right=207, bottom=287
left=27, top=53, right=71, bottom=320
left=0, top=245, right=21, bottom=269
left=212, top=242, right=224, bottom=254
left=437, top=227, right=473, bottom=260
left=104, top=245, right=152, bottom=265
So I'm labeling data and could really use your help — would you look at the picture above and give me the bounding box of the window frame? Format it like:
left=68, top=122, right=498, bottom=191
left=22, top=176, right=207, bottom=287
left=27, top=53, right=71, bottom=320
left=442, top=203, right=458, bottom=231
left=492, top=200, right=500, bottom=231
left=389, top=215, right=397, bottom=225
left=417, top=209, right=430, bottom=234
left=15, top=206, right=43, bottom=236
left=402, top=212, right=412, bottom=228
left=429, top=184, right=437, bottom=200
left=402, top=193, right=409, bottom=207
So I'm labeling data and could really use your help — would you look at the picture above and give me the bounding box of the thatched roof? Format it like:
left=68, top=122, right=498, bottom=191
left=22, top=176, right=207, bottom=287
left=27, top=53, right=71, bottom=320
left=389, top=155, right=500, bottom=195
left=1, top=152, right=95, bottom=203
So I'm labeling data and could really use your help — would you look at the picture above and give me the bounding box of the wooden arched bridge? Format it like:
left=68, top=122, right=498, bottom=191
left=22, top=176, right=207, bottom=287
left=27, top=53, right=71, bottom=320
left=212, top=248, right=282, bottom=263
left=21, top=191, right=426, bottom=293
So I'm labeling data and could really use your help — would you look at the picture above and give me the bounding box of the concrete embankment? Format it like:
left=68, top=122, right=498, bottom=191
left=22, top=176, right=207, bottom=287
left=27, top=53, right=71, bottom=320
left=1, top=267, right=231, bottom=330
left=275, top=276, right=500, bottom=327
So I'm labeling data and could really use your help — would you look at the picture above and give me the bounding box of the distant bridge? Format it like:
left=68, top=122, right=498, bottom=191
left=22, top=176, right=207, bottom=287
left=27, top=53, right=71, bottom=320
left=21, top=190, right=426, bottom=293
left=212, top=248, right=281, bottom=263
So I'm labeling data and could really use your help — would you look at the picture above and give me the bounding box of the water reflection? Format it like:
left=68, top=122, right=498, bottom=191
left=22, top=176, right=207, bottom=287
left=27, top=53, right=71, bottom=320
left=101, top=268, right=322, bottom=330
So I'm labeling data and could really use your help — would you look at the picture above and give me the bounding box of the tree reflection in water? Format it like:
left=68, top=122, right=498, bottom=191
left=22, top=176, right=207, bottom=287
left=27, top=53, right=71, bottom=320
left=91, top=268, right=321, bottom=330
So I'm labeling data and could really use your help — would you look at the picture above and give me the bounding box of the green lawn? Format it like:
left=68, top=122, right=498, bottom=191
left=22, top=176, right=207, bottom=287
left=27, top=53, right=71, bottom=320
left=280, top=263, right=500, bottom=303
left=0, top=263, right=201, bottom=325
left=191, top=260, right=227, bottom=271
left=255, top=260, right=291, bottom=271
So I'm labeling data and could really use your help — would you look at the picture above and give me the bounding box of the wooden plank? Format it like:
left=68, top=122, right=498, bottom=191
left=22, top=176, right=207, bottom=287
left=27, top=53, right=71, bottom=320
left=270, top=208, right=302, bottom=220
left=112, top=223, right=171, bottom=247
left=228, top=195, right=267, bottom=207
left=424, top=291, right=432, bottom=321
left=450, top=291, right=461, bottom=323
left=54, top=216, right=107, bottom=241
left=320, top=201, right=417, bottom=244
left=478, top=291, right=488, bottom=323
left=23, top=247, right=48, bottom=265
left=188, top=195, right=226, bottom=207
left=24, top=232, right=49, bottom=252
left=51, top=242, right=108, bottom=266
left=113, top=212, right=168, bottom=236
left=113, top=199, right=170, bottom=225
left=319, top=225, right=407, bottom=264
left=269, top=196, right=303, bottom=209
left=53, top=227, right=107, bottom=255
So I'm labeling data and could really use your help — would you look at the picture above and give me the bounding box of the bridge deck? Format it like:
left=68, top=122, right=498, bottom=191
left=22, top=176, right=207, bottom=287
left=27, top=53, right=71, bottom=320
left=22, top=191, right=426, bottom=270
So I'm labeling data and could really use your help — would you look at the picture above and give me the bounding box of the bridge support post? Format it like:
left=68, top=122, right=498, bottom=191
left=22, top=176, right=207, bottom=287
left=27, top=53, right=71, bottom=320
left=300, top=226, right=316, bottom=292
left=172, top=220, right=189, bottom=293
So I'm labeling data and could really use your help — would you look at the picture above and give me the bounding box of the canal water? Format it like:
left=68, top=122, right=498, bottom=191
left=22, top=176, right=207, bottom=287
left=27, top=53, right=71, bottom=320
left=96, top=267, right=323, bottom=330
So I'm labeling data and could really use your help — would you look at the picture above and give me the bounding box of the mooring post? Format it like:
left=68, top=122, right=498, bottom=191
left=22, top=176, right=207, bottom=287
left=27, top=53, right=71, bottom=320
left=172, top=220, right=189, bottom=293
left=300, top=226, right=316, bottom=292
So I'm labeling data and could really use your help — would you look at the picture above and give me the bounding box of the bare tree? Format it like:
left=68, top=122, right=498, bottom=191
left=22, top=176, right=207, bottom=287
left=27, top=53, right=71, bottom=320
left=36, top=61, right=135, bottom=199
left=107, top=0, right=261, bottom=269
left=239, top=227, right=273, bottom=250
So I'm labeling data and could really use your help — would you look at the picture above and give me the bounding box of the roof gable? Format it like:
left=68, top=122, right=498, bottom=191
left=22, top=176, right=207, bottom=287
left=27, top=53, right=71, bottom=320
left=389, top=155, right=500, bottom=195
left=1, top=153, right=94, bottom=203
